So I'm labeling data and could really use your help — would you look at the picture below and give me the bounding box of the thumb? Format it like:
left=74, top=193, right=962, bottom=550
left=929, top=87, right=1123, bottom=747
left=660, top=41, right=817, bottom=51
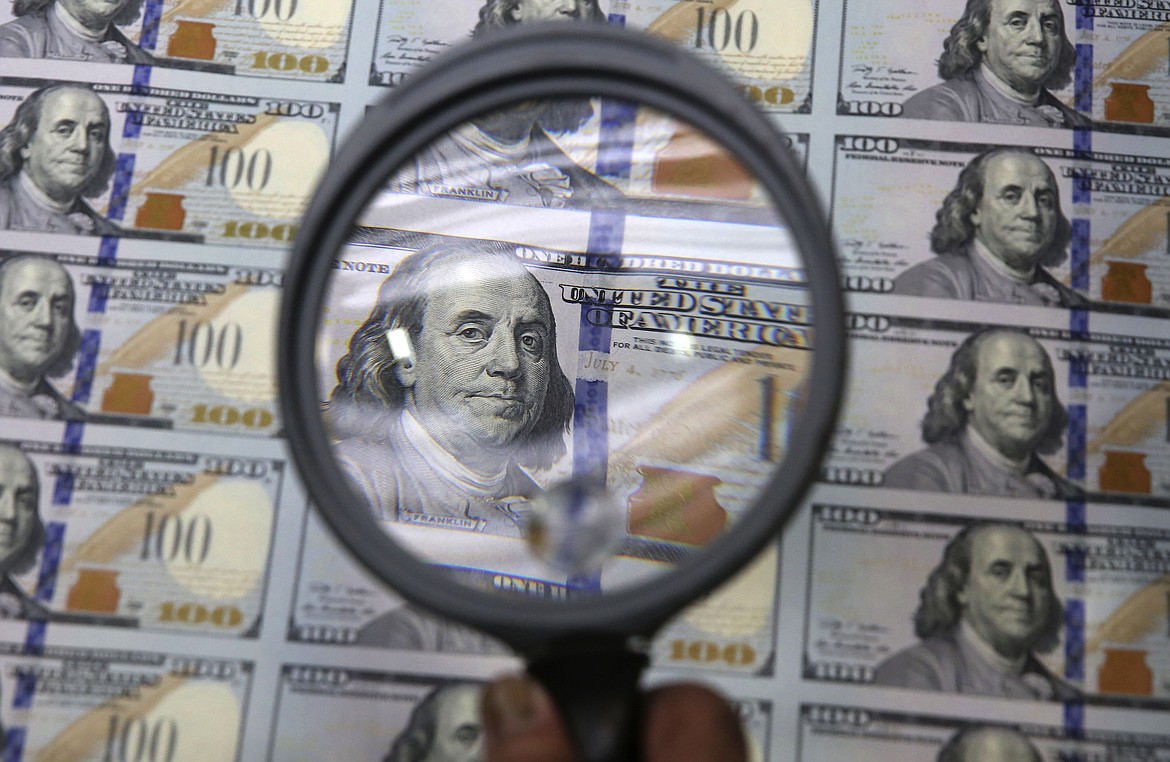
left=643, top=683, right=748, bottom=762
left=482, top=674, right=576, bottom=762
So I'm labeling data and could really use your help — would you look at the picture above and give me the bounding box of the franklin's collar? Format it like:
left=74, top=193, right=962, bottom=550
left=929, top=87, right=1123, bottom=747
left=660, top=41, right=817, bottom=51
left=979, top=64, right=1041, bottom=106
left=959, top=619, right=1028, bottom=675
left=54, top=1, right=110, bottom=41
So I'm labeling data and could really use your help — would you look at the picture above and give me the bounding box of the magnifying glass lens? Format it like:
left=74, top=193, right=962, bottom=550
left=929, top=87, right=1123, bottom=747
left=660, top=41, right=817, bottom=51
left=312, top=95, right=813, bottom=600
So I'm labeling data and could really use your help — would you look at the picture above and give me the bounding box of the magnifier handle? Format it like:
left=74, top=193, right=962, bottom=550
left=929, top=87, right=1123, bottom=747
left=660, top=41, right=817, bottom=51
left=527, top=645, right=648, bottom=762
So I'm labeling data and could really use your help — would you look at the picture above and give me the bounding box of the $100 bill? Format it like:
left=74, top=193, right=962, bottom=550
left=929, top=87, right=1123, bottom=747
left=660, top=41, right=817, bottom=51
left=320, top=217, right=808, bottom=587
left=271, top=663, right=773, bottom=761
left=0, top=0, right=354, bottom=83
left=825, top=311, right=1170, bottom=503
left=0, top=76, right=337, bottom=247
left=837, top=0, right=1170, bottom=133
left=832, top=136, right=1170, bottom=313
left=0, top=644, right=249, bottom=762
left=1, top=434, right=282, bottom=638
left=804, top=503, right=1170, bottom=705
left=371, top=0, right=815, bottom=114
left=0, top=249, right=282, bottom=437
left=291, top=508, right=780, bottom=677
left=799, top=703, right=1170, bottom=761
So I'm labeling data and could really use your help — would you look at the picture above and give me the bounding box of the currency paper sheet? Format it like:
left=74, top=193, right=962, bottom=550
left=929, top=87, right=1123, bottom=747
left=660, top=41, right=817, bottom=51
left=0, top=0, right=1165, bottom=760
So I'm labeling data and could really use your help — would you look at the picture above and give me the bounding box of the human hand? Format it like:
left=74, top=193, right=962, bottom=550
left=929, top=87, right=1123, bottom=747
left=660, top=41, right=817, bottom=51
left=481, top=674, right=748, bottom=762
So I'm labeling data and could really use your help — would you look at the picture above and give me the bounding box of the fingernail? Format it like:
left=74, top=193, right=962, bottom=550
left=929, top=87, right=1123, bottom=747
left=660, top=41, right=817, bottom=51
left=482, top=675, right=554, bottom=738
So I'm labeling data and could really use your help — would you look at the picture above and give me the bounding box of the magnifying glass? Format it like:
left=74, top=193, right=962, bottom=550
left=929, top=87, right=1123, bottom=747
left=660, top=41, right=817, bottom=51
left=280, top=23, right=844, bottom=762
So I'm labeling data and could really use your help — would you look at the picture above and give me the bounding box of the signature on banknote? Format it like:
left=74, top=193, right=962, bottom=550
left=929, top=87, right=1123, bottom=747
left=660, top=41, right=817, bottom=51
left=847, top=64, right=918, bottom=95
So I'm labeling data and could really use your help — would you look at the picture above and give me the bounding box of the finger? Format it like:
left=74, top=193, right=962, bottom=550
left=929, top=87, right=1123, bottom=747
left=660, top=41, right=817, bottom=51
left=643, top=683, right=748, bottom=762
left=482, top=674, right=576, bottom=762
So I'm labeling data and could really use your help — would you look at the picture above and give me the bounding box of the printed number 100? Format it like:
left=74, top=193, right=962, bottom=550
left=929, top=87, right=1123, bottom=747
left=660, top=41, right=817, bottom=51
left=235, top=0, right=296, bottom=19
left=695, top=8, right=759, bottom=53
left=103, top=715, right=178, bottom=762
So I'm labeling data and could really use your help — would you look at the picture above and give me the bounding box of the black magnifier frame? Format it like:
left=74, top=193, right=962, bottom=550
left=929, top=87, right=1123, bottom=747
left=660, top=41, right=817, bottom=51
left=281, top=22, right=843, bottom=663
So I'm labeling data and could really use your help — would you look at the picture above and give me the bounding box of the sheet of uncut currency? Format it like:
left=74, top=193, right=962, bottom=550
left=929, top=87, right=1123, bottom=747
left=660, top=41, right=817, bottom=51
left=837, top=0, right=1170, bottom=133
left=0, top=643, right=250, bottom=761
left=0, top=1, right=355, bottom=82
left=798, top=704, right=1170, bottom=760
left=291, top=508, right=779, bottom=675
left=825, top=311, right=1170, bottom=501
left=832, top=136, right=1170, bottom=311
left=0, top=76, right=337, bottom=246
left=803, top=502, right=1170, bottom=703
left=0, top=0, right=1167, bottom=759
left=0, top=430, right=282, bottom=636
left=371, top=0, right=815, bottom=113
left=0, top=246, right=282, bottom=435
left=271, top=663, right=772, bottom=761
